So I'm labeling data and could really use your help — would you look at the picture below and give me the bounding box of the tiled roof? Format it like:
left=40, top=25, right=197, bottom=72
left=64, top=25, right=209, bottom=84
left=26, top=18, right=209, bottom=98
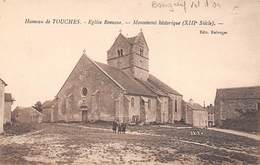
left=147, top=74, right=182, bottom=96
left=13, top=106, right=43, bottom=115
left=187, top=102, right=205, bottom=110
left=137, top=79, right=168, bottom=96
left=42, top=99, right=55, bottom=108
left=4, top=93, right=14, bottom=102
left=95, top=61, right=156, bottom=97
left=216, top=86, right=260, bottom=100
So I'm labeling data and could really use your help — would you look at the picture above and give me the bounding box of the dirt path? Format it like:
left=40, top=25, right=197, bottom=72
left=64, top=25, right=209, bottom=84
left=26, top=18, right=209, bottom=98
left=208, top=127, right=260, bottom=141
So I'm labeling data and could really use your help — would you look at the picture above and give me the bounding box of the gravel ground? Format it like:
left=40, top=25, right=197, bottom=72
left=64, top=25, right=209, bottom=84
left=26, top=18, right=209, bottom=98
left=0, top=123, right=259, bottom=165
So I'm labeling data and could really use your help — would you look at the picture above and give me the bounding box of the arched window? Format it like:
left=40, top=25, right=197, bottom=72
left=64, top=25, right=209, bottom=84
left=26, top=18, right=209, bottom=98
left=148, top=99, right=151, bottom=110
left=131, top=97, right=135, bottom=107
left=117, top=50, right=121, bottom=56
left=120, top=49, right=124, bottom=56
left=81, top=87, right=88, bottom=97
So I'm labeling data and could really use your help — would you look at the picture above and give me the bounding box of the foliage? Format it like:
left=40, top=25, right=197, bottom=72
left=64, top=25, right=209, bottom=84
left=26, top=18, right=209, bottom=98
left=33, top=101, right=43, bottom=113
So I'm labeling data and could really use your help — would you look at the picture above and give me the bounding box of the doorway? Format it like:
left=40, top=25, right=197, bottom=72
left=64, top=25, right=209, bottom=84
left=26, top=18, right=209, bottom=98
left=82, top=110, right=88, bottom=122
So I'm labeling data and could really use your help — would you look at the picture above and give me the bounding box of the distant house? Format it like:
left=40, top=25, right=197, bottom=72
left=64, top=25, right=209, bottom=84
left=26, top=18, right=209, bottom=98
left=206, top=104, right=215, bottom=127
left=12, top=107, right=43, bottom=123
left=185, top=99, right=208, bottom=128
left=42, top=99, right=57, bottom=122
left=0, top=78, right=7, bottom=133
left=214, top=86, right=260, bottom=126
left=4, top=93, right=15, bottom=124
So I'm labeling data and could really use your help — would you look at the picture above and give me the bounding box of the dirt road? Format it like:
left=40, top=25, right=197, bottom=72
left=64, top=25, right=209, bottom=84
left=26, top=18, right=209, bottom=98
left=0, top=123, right=259, bottom=165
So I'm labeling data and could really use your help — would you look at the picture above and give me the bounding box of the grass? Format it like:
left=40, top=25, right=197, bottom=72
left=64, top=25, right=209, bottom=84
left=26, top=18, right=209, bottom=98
left=3, top=122, right=39, bottom=136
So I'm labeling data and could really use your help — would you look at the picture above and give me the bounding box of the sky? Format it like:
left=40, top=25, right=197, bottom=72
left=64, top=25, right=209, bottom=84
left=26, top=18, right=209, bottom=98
left=0, top=0, right=259, bottom=108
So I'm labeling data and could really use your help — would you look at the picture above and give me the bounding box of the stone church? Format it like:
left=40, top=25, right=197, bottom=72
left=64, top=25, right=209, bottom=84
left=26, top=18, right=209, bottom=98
left=55, top=31, right=183, bottom=124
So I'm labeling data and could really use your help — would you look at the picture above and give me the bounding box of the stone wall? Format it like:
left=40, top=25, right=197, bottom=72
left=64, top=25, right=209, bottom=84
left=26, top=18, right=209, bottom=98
left=193, top=110, right=208, bottom=128
left=57, top=55, right=124, bottom=122
left=4, top=102, right=12, bottom=124
left=107, top=34, right=132, bottom=60
left=125, top=95, right=157, bottom=123
left=215, top=98, right=260, bottom=126
left=185, top=106, right=193, bottom=125
left=169, top=94, right=183, bottom=121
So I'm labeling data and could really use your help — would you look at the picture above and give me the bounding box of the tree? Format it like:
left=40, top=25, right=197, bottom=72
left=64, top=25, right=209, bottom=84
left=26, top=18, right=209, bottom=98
left=33, top=101, right=43, bottom=113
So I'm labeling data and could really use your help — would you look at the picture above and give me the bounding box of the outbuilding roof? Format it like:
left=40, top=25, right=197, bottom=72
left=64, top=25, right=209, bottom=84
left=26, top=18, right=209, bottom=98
left=186, top=102, right=206, bottom=111
left=216, top=86, right=260, bottom=100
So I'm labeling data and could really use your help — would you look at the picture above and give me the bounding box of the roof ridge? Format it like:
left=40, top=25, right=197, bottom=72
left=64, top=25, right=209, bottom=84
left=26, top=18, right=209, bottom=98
left=0, top=78, right=7, bottom=86
left=217, top=86, right=260, bottom=90
left=135, top=78, right=168, bottom=96
left=148, top=74, right=182, bottom=96
left=135, top=78, right=161, bottom=95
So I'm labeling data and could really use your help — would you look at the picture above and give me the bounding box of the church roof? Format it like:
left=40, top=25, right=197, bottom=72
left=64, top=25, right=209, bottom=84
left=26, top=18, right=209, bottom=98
left=94, top=60, right=181, bottom=97
left=147, top=75, right=182, bottom=96
left=95, top=61, right=156, bottom=97
left=137, top=79, right=167, bottom=96
left=216, top=86, right=260, bottom=100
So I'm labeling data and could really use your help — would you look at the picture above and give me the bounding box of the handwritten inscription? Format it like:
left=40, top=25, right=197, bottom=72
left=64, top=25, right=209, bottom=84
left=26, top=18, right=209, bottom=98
left=152, top=0, right=221, bottom=13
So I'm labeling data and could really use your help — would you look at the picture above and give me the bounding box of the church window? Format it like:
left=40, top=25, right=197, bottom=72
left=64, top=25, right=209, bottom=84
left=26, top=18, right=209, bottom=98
left=148, top=99, right=151, bottom=110
left=81, top=87, right=88, bottom=97
left=117, top=49, right=124, bottom=56
left=140, top=49, right=143, bottom=56
left=131, top=97, right=135, bottom=107
left=257, top=103, right=260, bottom=111
left=175, top=100, right=177, bottom=112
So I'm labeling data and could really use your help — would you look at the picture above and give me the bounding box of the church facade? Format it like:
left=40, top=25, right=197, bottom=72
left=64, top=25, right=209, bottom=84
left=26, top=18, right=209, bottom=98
left=55, top=31, right=183, bottom=124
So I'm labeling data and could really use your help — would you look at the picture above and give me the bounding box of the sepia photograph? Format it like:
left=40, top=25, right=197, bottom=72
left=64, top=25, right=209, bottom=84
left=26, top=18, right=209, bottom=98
left=0, top=0, right=260, bottom=164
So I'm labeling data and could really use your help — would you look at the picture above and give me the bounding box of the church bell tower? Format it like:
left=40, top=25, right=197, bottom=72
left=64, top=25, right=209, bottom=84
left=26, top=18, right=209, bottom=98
left=107, top=30, right=149, bottom=81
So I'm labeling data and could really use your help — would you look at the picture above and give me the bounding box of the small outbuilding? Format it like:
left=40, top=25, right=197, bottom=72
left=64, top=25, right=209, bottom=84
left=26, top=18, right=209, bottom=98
left=12, top=106, right=43, bottom=123
left=0, top=78, right=8, bottom=133
left=185, top=99, right=208, bottom=128
left=42, top=99, right=57, bottom=122
left=4, top=93, right=15, bottom=124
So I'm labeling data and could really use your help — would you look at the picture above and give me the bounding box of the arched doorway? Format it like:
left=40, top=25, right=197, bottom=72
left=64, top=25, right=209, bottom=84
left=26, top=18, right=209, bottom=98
left=80, top=99, right=88, bottom=122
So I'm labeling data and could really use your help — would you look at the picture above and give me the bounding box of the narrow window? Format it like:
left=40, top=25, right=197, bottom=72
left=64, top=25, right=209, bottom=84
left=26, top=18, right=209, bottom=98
left=117, top=50, right=121, bottom=56
left=148, top=99, right=151, bottom=110
left=131, top=97, right=135, bottom=107
left=120, top=49, right=124, bottom=56
left=258, top=103, right=260, bottom=111
left=175, top=100, right=177, bottom=112
left=140, top=49, right=143, bottom=56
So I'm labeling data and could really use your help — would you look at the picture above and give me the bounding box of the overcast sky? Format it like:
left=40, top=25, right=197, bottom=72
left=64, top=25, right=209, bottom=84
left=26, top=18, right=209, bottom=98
left=0, top=0, right=259, bottom=108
